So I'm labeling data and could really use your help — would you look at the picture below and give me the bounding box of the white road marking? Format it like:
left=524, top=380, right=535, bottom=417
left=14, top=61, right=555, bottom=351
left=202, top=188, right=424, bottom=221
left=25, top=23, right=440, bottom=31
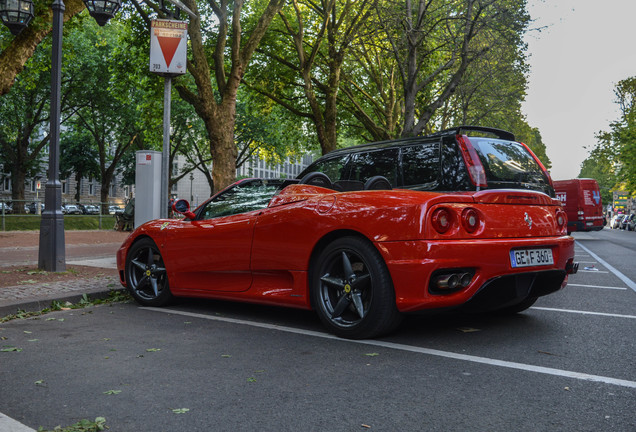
left=0, top=412, right=35, bottom=431
left=576, top=241, right=636, bottom=294
left=567, top=283, right=627, bottom=290
left=142, top=307, right=636, bottom=389
left=579, top=270, right=608, bottom=273
left=531, top=306, right=636, bottom=319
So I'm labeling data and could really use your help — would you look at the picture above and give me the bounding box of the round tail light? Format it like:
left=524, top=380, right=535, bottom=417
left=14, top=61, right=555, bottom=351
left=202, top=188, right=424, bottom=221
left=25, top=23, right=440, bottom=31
left=432, top=208, right=453, bottom=234
left=556, top=210, right=567, bottom=229
left=461, top=208, right=480, bottom=233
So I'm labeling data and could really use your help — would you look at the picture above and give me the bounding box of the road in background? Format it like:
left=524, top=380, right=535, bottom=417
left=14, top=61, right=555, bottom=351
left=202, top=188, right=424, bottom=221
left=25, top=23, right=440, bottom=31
left=0, top=230, right=127, bottom=267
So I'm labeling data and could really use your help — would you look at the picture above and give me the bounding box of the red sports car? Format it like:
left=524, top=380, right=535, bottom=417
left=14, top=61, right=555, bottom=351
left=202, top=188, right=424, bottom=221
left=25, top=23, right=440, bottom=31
left=116, top=176, right=577, bottom=339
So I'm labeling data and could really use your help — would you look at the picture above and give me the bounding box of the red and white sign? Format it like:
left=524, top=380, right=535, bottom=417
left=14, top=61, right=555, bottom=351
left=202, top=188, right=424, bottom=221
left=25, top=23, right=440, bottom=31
left=137, top=152, right=153, bottom=166
left=149, top=19, right=188, bottom=75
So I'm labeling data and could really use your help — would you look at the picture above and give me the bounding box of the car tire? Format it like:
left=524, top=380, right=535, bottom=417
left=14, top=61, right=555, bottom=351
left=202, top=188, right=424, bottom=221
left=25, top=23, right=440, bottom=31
left=496, top=296, right=538, bottom=314
left=125, top=238, right=173, bottom=307
left=311, top=236, right=402, bottom=339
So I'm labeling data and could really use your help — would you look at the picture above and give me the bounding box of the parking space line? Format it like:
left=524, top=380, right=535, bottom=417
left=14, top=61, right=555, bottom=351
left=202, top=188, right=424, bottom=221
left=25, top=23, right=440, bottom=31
left=576, top=241, right=636, bottom=294
left=142, top=307, right=636, bottom=389
left=579, top=270, right=608, bottom=273
left=567, top=283, right=627, bottom=290
left=531, top=306, right=636, bottom=319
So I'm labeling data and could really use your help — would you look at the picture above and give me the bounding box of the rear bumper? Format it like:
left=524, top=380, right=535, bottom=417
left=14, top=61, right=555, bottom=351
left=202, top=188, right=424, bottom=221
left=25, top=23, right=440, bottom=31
left=376, top=236, right=575, bottom=313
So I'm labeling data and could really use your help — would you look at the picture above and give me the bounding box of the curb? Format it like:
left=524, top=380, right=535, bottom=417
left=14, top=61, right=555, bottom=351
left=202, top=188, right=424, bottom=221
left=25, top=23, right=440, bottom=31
left=0, top=284, right=125, bottom=318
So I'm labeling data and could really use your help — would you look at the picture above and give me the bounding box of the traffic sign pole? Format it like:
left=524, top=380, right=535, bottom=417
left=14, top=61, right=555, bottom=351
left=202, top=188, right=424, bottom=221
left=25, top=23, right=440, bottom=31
left=149, top=19, right=187, bottom=220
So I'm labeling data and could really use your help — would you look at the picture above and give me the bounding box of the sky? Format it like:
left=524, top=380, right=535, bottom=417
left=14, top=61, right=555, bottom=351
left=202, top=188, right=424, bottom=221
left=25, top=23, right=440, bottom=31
left=522, top=0, right=636, bottom=180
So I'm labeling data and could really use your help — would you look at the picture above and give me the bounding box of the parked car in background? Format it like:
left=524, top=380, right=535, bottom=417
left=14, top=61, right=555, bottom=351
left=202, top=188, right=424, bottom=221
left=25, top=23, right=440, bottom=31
left=63, top=204, right=82, bottom=215
left=298, top=126, right=555, bottom=197
left=118, top=127, right=578, bottom=339
left=627, top=214, right=636, bottom=231
left=0, top=202, right=12, bottom=214
left=27, top=202, right=44, bottom=214
left=619, top=214, right=635, bottom=230
left=553, top=179, right=604, bottom=233
left=610, top=214, right=624, bottom=229
left=84, top=205, right=100, bottom=215
left=109, top=205, right=122, bottom=214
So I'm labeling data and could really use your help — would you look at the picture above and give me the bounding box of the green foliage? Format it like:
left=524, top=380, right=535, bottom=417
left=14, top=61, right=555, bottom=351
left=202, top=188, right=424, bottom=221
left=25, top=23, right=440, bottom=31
left=37, top=417, right=107, bottom=432
left=579, top=131, right=620, bottom=205
left=0, top=38, right=55, bottom=198
left=582, top=77, right=636, bottom=196
left=60, top=20, right=162, bottom=203
left=235, top=90, right=314, bottom=167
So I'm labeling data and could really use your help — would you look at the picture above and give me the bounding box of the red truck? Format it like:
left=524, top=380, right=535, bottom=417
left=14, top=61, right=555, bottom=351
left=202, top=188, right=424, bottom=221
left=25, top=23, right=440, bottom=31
left=553, top=179, right=604, bottom=233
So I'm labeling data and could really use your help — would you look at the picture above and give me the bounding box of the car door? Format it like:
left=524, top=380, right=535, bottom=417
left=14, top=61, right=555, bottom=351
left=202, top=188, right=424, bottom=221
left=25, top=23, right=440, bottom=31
left=163, top=212, right=256, bottom=293
left=163, top=180, right=279, bottom=293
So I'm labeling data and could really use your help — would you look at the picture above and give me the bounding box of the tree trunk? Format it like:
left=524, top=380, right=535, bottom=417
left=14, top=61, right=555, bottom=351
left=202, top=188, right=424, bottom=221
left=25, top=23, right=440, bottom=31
left=74, top=172, right=81, bottom=203
left=10, top=166, right=27, bottom=214
left=206, top=105, right=237, bottom=193
left=174, top=0, right=285, bottom=194
left=99, top=181, right=110, bottom=215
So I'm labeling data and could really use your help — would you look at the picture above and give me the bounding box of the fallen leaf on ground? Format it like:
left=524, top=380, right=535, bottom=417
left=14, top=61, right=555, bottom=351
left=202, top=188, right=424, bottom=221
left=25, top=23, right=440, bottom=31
left=172, top=408, right=190, bottom=414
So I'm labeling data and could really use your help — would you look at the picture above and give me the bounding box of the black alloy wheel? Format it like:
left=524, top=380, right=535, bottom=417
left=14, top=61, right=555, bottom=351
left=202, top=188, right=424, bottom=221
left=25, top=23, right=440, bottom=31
left=125, top=238, right=173, bottom=306
left=311, top=236, right=402, bottom=339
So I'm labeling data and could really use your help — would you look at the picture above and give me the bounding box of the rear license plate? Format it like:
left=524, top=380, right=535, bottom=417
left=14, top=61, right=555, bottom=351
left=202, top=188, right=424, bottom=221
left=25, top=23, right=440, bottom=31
left=510, top=248, right=554, bottom=268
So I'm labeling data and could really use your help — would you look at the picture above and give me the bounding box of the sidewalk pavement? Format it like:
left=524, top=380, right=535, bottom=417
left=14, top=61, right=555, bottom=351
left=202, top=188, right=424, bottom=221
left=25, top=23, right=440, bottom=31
left=0, top=231, right=126, bottom=318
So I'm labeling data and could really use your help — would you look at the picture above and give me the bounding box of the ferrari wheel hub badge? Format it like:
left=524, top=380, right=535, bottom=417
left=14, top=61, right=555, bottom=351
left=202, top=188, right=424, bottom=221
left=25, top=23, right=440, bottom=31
left=146, top=270, right=152, bottom=276
left=344, top=284, right=351, bottom=293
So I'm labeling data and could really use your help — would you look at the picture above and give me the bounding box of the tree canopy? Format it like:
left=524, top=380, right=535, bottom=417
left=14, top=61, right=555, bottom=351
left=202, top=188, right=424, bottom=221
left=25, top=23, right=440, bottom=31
left=1, top=0, right=556, bottom=196
left=580, top=77, right=636, bottom=199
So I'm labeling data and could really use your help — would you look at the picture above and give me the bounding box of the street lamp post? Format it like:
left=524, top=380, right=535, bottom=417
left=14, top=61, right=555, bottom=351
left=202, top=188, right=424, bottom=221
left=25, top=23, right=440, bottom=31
left=189, top=172, right=194, bottom=202
left=0, top=0, right=121, bottom=271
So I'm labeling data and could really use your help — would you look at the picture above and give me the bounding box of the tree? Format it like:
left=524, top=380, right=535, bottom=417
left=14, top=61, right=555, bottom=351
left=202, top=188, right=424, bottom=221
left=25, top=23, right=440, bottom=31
left=586, top=77, right=636, bottom=196
left=248, top=0, right=376, bottom=155
left=612, top=78, right=636, bottom=193
left=0, top=37, right=64, bottom=209
left=129, top=0, right=286, bottom=192
left=234, top=89, right=315, bottom=169
left=59, top=127, right=100, bottom=203
left=579, top=132, right=619, bottom=206
left=343, top=0, right=530, bottom=138
left=62, top=19, right=158, bottom=212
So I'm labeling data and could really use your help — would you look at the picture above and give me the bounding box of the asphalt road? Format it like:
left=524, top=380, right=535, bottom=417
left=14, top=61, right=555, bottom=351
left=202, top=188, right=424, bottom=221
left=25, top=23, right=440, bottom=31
left=1, top=228, right=635, bottom=431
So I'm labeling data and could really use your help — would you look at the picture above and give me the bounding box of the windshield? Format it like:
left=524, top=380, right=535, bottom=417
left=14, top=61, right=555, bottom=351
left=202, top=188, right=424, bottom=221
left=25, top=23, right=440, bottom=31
left=470, top=138, right=552, bottom=194
left=199, top=179, right=288, bottom=220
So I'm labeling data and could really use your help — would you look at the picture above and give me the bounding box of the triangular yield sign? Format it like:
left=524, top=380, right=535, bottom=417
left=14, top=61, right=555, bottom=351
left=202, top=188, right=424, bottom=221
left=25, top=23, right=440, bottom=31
left=157, top=36, right=182, bottom=68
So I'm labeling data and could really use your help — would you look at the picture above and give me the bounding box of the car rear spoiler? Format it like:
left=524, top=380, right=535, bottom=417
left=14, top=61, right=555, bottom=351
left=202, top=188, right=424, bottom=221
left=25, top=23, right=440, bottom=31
left=425, top=126, right=516, bottom=142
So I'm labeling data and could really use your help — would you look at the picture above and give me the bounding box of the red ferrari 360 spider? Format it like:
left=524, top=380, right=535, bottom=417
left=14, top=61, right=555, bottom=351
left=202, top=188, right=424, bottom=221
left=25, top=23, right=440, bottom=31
left=117, top=175, right=577, bottom=339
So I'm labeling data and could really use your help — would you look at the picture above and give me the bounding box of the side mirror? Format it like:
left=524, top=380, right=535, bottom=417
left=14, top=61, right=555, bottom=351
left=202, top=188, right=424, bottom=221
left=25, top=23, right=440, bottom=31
left=172, top=199, right=196, bottom=220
